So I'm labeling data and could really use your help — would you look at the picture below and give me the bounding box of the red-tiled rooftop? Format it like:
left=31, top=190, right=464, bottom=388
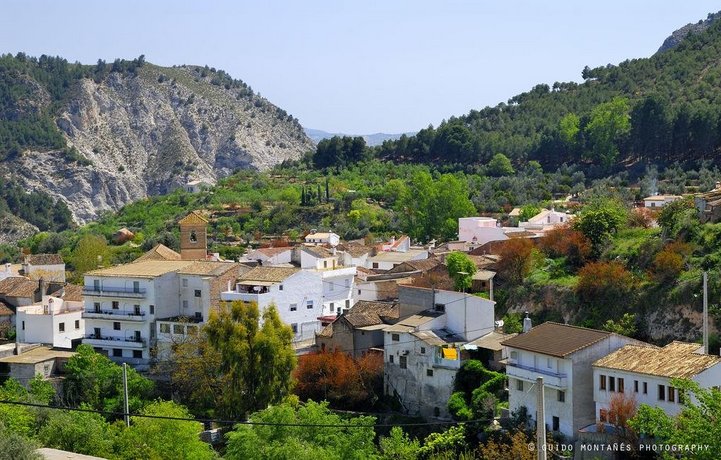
left=501, top=322, right=611, bottom=358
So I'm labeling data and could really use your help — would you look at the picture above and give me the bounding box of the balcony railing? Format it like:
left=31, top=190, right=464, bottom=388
left=83, top=286, right=146, bottom=298
left=83, top=309, right=146, bottom=321
left=506, top=361, right=568, bottom=388
left=83, top=334, right=146, bottom=348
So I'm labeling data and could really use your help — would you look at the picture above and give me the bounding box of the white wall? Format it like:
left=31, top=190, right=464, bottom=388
left=435, top=290, right=495, bottom=341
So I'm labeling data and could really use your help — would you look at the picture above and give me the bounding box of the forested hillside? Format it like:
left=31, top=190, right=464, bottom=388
left=372, top=13, right=721, bottom=176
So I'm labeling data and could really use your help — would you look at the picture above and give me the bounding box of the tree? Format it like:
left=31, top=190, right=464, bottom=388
left=651, top=249, right=684, bottom=283
left=478, top=430, right=535, bottom=460
left=224, top=400, right=378, bottom=460
left=205, top=301, right=296, bottom=419
left=517, top=204, right=541, bottom=222
left=576, top=261, right=635, bottom=325
left=657, top=197, right=697, bottom=240
left=584, top=97, right=631, bottom=167
left=538, top=224, right=591, bottom=269
left=487, top=153, right=514, bottom=176
left=607, top=392, right=638, bottom=441
left=379, top=426, right=420, bottom=460
left=446, top=251, right=477, bottom=291
left=496, top=238, right=535, bottom=284
left=38, top=410, right=117, bottom=458
left=115, top=401, right=216, bottom=460
left=601, top=313, right=637, bottom=337
left=0, top=423, right=39, bottom=460
left=502, top=313, right=522, bottom=334
left=559, top=113, right=580, bottom=147
left=417, top=425, right=468, bottom=460
left=62, top=344, right=155, bottom=414
left=573, top=200, right=627, bottom=258
left=71, top=234, right=109, bottom=279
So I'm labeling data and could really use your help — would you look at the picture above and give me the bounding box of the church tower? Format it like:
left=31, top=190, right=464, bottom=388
left=178, top=211, right=209, bottom=260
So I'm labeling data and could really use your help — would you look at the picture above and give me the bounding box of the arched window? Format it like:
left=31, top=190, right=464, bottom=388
left=190, top=230, right=197, bottom=243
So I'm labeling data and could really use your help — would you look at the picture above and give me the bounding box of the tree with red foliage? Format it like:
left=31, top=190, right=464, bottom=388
left=607, top=392, right=639, bottom=444
left=496, top=238, right=535, bottom=284
left=538, top=224, right=591, bottom=269
left=293, top=350, right=384, bottom=410
left=577, top=261, right=635, bottom=324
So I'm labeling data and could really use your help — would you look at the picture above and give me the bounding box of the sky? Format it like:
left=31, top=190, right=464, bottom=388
left=2, top=1, right=720, bottom=134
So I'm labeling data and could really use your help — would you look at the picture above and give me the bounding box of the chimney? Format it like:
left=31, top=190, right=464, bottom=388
left=522, top=312, right=532, bottom=333
left=35, top=278, right=46, bottom=303
left=4, top=263, right=10, bottom=275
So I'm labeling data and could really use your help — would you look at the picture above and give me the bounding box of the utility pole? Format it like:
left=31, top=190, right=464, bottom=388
left=458, top=271, right=468, bottom=339
left=122, top=363, right=130, bottom=427
left=536, top=377, right=547, bottom=460
left=703, top=271, right=709, bottom=355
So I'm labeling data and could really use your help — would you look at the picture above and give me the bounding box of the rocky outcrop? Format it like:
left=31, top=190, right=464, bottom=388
left=657, top=12, right=721, bottom=54
left=0, top=214, right=38, bottom=245
left=3, top=64, right=313, bottom=224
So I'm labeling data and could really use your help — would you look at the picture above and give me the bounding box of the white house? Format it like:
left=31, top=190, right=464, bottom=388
left=519, top=209, right=573, bottom=232
left=16, top=295, right=84, bottom=349
left=592, top=341, right=721, bottom=421
left=365, top=237, right=429, bottom=271
left=643, top=195, right=682, bottom=208
left=22, top=254, right=66, bottom=283
left=458, top=217, right=531, bottom=247
left=184, top=179, right=213, bottom=194
left=245, top=247, right=293, bottom=266
left=305, top=232, right=340, bottom=246
left=502, top=322, right=640, bottom=439
left=384, top=286, right=496, bottom=419
left=1, top=263, right=22, bottom=281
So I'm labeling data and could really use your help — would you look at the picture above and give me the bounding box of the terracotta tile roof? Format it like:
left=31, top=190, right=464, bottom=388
left=0, top=301, right=13, bottom=316
left=238, top=266, right=300, bottom=283
left=302, top=245, right=335, bottom=259
left=0, top=277, right=38, bottom=298
left=25, top=254, right=64, bottom=265
left=593, top=341, right=721, bottom=379
left=86, top=261, right=194, bottom=278
left=337, top=243, right=373, bottom=258
left=178, top=211, right=209, bottom=225
left=49, top=284, right=84, bottom=302
left=317, top=323, right=334, bottom=338
left=251, top=247, right=292, bottom=257
left=135, top=244, right=182, bottom=262
left=388, top=258, right=441, bottom=274
left=177, top=261, right=240, bottom=276
left=343, top=300, right=399, bottom=328
left=501, top=322, right=611, bottom=358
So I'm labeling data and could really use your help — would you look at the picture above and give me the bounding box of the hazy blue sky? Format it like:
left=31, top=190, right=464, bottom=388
left=2, top=1, right=720, bottom=133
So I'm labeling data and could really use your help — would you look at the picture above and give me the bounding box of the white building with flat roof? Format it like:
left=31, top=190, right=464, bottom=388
left=16, top=295, right=84, bottom=349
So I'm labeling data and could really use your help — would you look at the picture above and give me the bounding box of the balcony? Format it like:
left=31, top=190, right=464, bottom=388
left=83, top=334, right=146, bottom=349
left=83, top=309, right=146, bottom=321
left=83, top=286, right=146, bottom=299
left=221, top=291, right=265, bottom=303
left=433, top=356, right=462, bottom=370
left=506, top=362, right=568, bottom=388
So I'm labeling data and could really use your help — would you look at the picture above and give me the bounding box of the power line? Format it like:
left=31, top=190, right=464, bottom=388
left=0, top=399, right=487, bottom=429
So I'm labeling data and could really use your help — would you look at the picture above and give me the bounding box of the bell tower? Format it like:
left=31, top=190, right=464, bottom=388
left=178, top=211, right=209, bottom=260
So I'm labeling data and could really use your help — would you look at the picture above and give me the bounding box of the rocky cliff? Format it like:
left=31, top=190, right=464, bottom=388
left=1, top=63, right=313, bottom=225
left=656, top=12, right=721, bottom=54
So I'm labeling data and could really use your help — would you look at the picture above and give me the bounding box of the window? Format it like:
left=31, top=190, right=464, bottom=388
left=434, top=303, right=445, bottom=312
left=600, top=375, right=607, bottom=390
left=133, top=350, right=142, bottom=359
left=552, top=416, right=559, bottom=432
left=389, top=355, right=394, bottom=363
left=399, top=356, right=407, bottom=369
left=160, top=324, right=170, bottom=334
left=618, top=378, right=625, bottom=393
left=194, top=289, right=201, bottom=298
left=547, top=358, right=553, bottom=369
left=634, top=380, right=639, bottom=393
left=345, top=279, right=350, bottom=287
left=93, top=327, right=101, bottom=338
left=391, top=333, right=399, bottom=341
left=182, top=278, right=188, bottom=287
left=290, top=303, right=297, bottom=312
left=609, top=376, right=616, bottom=392
left=420, top=347, right=426, bottom=354
left=658, top=384, right=665, bottom=401
left=516, top=379, right=523, bottom=391
left=291, top=323, right=298, bottom=334
left=345, top=299, right=350, bottom=309
left=21, top=321, right=25, bottom=331
left=190, top=230, right=197, bottom=243
left=372, top=262, right=379, bottom=269
left=187, top=325, right=198, bottom=335
left=94, top=279, right=100, bottom=290
left=94, top=302, right=101, bottom=312
left=427, top=369, right=434, bottom=377
left=149, top=305, right=154, bottom=315
left=306, top=300, right=314, bottom=310
left=112, top=301, right=119, bottom=309
left=74, top=320, right=80, bottom=329
left=182, top=300, right=189, bottom=309
left=174, top=325, right=184, bottom=335
left=668, top=387, right=675, bottom=403
left=358, top=289, right=361, bottom=295
left=133, top=281, right=140, bottom=293
left=112, top=349, right=122, bottom=357
left=59, top=322, right=65, bottom=332
left=279, top=284, right=283, bottom=291
left=558, top=390, right=565, bottom=403
left=330, top=302, right=335, bottom=312
left=134, top=305, right=141, bottom=315
left=643, top=382, right=648, bottom=394
left=323, top=261, right=328, bottom=269
left=113, top=322, right=121, bottom=331
left=510, top=351, right=518, bottom=360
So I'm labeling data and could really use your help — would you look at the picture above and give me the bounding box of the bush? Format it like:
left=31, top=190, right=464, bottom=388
left=448, top=392, right=472, bottom=421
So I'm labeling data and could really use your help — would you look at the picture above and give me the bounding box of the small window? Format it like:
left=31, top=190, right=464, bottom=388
left=358, top=289, right=361, bottom=295
left=94, top=302, right=101, bottom=312
left=149, top=305, right=154, bottom=315
left=547, top=358, right=553, bottom=369
left=372, top=262, right=379, bottom=269
left=643, top=382, right=648, bottom=394
left=133, top=350, right=142, bottom=359
left=113, top=349, right=122, bottom=357
left=600, top=375, right=606, bottom=390
left=182, top=300, right=189, bottom=309
left=112, top=301, right=119, bottom=309
left=510, top=350, right=518, bottom=360
left=187, top=325, right=198, bottom=335
left=160, top=324, right=170, bottom=334
left=618, top=378, right=625, bottom=394
left=558, top=390, right=565, bottom=402
left=330, top=302, right=335, bottom=312
left=399, top=356, right=407, bottom=369
left=434, top=303, right=445, bottom=312
left=113, top=322, right=121, bottom=331
left=59, top=322, right=65, bottom=332
left=609, top=376, right=616, bottom=392
left=173, top=324, right=184, bottom=335
left=74, top=320, right=80, bottom=329
left=668, top=387, right=675, bottom=403
left=389, top=355, right=394, bottom=363
left=190, top=230, right=198, bottom=243
left=634, top=380, right=639, bottom=393
left=345, top=299, right=350, bottom=308
left=345, top=278, right=350, bottom=287
left=22, top=321, right=25, bottom=331
left=420, top=347, right=426, bottom=354
left=658, top=384, right=665, bottom=401
left=426, top=369, right=434, bottom=377
left=324, top=261, right=328, bottom=268
left=391, top=333, right=400, bottom=341
left=552, top=416, right=559, bottom=432
left=134, top=305, right=141, bottom=315
left=133, top=281, right=140, bottom=293
left=290, top=303, right=297, bottom=312
left=182, top=279, right=188, bottom=287
left=279, top=285, right=283, bottom=291
left=291, top=323, right=298, bottom=334
left=306, top=300, right=314, bottom=309
left=516, top=379, right=523, bottom=391
left=194, top=289, right=201, bottom=298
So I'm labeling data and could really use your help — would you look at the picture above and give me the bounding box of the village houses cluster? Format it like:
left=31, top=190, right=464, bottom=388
left=0, top=205, right=719, bottom=442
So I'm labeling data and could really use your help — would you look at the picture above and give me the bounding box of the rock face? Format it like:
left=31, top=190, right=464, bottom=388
left=4, top=64, right=313, bottom=224
left=657, top=12, right=721, bottom=54
left=0, top=214, right=38, bottom=245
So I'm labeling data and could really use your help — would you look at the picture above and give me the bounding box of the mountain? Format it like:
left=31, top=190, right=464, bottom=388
left=373, top=11, right=721, bottom=175
left=657, top=12, right=721, bottom=53
left=305, top=128, right=416, bottom=147
left=0, top=55, right=314, bottom=229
